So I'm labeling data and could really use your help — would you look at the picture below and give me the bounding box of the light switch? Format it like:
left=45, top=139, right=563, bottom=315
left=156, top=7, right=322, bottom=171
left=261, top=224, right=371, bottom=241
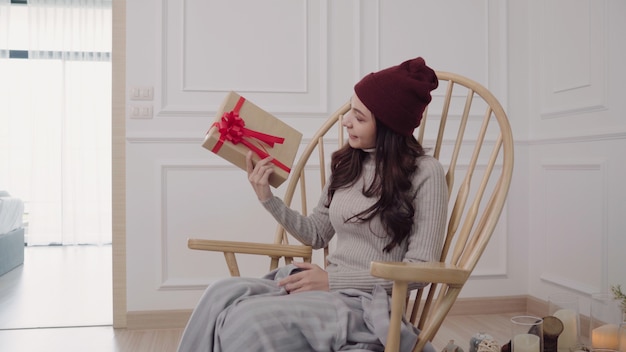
left=129, top=86, right=154, bottom=101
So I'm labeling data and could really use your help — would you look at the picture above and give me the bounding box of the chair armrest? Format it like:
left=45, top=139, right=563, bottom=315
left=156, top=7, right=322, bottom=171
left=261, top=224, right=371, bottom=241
left=188, top=238, right=312, bottom=258
left=371, top=261, right=470, bottom=352
left=370, top=261, right=470, bottom=286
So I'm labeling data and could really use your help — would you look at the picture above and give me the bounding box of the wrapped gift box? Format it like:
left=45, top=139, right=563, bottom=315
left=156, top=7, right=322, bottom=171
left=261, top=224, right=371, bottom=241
left=202, top=92, right=302, bottom=188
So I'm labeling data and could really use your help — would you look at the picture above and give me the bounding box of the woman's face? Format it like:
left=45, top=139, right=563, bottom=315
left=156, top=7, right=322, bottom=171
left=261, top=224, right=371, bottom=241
left=343, top=94, right=377, bottom=150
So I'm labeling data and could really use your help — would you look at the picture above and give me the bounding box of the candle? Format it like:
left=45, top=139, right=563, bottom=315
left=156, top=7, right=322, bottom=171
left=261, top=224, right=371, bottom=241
left=553, top=308, right=578, bottom=351
left=592, top=323, right=619, bottom=350
left=513, top=334, right=541, bottom=352
left=619, top=323, right=626, bottom=352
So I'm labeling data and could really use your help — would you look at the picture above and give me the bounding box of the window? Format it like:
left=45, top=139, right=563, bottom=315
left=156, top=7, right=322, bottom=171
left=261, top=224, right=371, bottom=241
left=0, top=0, right=112, bottom=245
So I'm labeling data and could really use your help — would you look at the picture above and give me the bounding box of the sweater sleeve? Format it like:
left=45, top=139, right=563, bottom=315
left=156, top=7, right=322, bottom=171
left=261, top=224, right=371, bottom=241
left=260, top=187, right=336, bottom=249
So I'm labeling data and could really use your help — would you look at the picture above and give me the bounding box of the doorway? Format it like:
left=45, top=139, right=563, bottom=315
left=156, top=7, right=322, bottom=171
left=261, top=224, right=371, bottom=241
left=0, top=0, right=113, bottom=330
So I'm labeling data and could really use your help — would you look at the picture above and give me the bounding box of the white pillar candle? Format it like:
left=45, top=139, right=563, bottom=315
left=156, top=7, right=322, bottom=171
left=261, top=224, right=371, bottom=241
left=592, top=323, right=619, bottom=350
left=553, top=308, right=578, bottom=351
left=513, top=334, right=541, bottom=352
left=619, top=325, right=626, bottom=352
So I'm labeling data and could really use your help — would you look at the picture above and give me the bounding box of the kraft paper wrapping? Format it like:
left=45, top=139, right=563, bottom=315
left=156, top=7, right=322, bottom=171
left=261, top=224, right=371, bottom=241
left=202, top=91, right=302, bottom=188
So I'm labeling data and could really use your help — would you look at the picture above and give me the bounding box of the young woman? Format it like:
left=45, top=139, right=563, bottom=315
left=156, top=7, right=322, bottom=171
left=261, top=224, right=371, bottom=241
left=178, top=57, right=448, bottom=352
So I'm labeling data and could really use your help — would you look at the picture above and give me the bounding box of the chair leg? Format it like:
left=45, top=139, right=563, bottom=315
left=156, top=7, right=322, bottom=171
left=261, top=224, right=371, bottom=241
left=386, top=281, right=408, bottom=352
left=223, top=252, right=240, bottom=277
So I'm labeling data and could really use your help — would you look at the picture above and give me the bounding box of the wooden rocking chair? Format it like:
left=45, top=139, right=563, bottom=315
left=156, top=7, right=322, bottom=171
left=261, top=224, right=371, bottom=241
left=187, top=71, right=514, bottom=352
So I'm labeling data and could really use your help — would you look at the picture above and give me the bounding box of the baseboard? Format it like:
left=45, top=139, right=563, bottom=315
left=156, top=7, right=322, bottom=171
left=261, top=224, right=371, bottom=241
left=125, top=295, right=537, bottom=330
left=126, top=309, right=192, bottom=330
left=526, top=294, right=548, bottom=317
left=447, top=295, right=529, bottom=316
left=456, top=296, right=593, bottom=339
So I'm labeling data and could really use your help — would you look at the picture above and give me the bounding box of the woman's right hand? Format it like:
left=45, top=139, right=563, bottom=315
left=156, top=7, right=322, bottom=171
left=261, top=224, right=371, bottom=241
left=246, top=151, right=274, bottom=202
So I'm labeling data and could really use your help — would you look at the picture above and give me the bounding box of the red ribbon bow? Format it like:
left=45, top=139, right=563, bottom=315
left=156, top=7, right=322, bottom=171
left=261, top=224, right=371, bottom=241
left=211, top=96, right=291, bottom=173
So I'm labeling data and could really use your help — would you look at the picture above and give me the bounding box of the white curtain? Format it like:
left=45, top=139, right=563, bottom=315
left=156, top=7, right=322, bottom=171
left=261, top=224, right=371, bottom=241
left=0, top=0, right=112, bottom=246
left=0, top=0, right=9, bottom=59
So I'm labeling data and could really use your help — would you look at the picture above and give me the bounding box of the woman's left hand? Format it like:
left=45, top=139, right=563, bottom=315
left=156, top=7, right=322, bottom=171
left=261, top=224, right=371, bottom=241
left=246, top=151, right=274, bottom=202
left=278, top=262, right=329, bottom=293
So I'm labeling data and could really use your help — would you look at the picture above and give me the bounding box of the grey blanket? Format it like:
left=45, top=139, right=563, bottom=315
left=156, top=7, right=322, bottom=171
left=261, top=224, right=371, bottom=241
left=178, top=265, right=434, bottom=352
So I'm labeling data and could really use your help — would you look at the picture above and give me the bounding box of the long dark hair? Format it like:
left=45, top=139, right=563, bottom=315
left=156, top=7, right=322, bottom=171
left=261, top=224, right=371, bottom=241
left=326, top=120, right=425, bottom=251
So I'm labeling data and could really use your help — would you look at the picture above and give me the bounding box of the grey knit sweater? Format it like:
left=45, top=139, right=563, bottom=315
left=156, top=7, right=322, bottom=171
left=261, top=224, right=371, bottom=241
left=262, top=152, right=448, bottom=294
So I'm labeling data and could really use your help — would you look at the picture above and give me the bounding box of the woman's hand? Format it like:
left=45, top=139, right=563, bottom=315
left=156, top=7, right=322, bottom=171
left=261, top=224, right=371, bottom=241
left=278, top=262, right=329, bottom=293
left=246, top=151, right=274, bottom=202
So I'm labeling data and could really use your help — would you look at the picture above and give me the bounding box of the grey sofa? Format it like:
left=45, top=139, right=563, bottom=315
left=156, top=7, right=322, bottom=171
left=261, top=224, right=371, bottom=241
left=0, top=191, right=25, bottom=276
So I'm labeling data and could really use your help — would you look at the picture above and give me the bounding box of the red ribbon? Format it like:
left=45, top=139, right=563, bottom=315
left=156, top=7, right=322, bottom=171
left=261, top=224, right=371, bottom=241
left=210, top=96, right=291, bottom=173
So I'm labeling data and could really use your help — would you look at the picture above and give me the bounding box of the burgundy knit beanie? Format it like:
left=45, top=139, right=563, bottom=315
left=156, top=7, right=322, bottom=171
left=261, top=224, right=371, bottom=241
left=354, top=57, right=438, bottom=136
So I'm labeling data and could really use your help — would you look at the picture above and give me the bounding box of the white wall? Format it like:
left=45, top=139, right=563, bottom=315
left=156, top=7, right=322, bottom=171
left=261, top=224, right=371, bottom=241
left=522, top=0, right=626, bottom=317
left=124, top=0, right=626, bottom=316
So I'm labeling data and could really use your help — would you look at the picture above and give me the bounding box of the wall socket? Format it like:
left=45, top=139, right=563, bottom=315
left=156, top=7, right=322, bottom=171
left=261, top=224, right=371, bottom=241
left=129, top=105, right=153, bottom=119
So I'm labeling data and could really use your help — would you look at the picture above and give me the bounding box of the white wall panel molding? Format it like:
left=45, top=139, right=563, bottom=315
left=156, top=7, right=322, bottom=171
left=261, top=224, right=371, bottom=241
left=127, top=135, right=203, bottom=144
left=125, top=133, right=503, bottom=146
left=487, top=0, right=509, bottom=109
left=155, top=161, right=271, bottom=291
left=125, top=115, right=330, bottom=144
left=528, top=130, right=626, bottom=145
left=540, top=273, right=599, bottom=296
left=359, top=1, right=508, bottom=111
left=158, top=163, right=213, bottom=291
left=538, top=159, right=609, bottom=295
left=125, top=136, right=327, bottom=159
left=539, top=0, right=608, bottom=118
left=156, top=0, right=329, bottom=118
left=355, top=0, right=379, bottom=78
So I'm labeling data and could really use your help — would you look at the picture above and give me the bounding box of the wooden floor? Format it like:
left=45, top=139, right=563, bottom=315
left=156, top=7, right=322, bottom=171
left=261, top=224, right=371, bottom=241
left=0, top=313, right=518, bottom=352
left=0, top=245, right=112, bottom=329
left=0, top=326, right=183, bottom=352
left=0, top=246, right=521, bottom=351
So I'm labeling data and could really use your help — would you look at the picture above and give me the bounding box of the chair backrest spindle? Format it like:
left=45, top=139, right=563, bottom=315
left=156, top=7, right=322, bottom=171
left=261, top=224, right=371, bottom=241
left=388, top=72, right=513, bottom=345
